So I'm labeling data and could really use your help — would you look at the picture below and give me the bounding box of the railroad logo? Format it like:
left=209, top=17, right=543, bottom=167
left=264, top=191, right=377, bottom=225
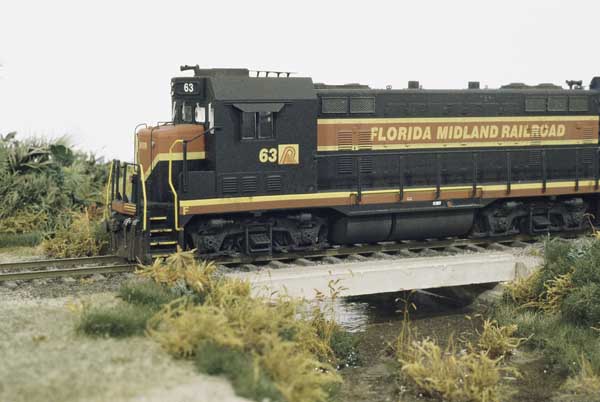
left=278, top=144, right=299, bottom=165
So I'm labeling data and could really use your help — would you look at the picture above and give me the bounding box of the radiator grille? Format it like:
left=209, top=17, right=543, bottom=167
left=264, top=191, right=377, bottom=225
left=350, top=97, right=375, bottom=114
left=322, top=97, right=347, bottom=114
left=569, top=96, right=589, bottom=112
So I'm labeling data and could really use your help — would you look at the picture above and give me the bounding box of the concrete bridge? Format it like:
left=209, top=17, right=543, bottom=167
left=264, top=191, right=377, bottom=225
left=229, top=251, right=540, bottom=299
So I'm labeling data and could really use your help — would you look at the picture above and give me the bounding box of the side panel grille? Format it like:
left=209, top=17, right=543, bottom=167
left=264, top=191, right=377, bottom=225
left=337, top=157, right=354, bottom=175
left=337, top=131, right=353, bottom=151
left=358, top=130, right=373, bottom=150
left=241, top=176, right=258, bottom=193
left=222, top=177, right=238, bottom=194
left=266, top=175, right=282, bottom=192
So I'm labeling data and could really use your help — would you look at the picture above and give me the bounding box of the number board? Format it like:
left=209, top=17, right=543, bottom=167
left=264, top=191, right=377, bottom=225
left=173, top=80, right=204, bottom=97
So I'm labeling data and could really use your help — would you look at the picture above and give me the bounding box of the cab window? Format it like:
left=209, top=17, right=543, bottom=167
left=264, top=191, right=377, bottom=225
left=241, top=111, right=274, bottom=139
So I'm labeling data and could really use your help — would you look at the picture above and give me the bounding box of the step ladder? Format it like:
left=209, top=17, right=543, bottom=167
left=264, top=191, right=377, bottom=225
left=147, top=212, right=179, bottom=260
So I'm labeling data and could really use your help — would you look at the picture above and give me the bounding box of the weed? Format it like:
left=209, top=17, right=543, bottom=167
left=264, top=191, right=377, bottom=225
left=42, top=210, right=105, bottom=258
left=399, top=338, right=509, bottom=402
left=561, top=283, right=600, bottom=326
left=195, top=342, right=284, bottom=402
left=0, top=232, right=42, bottom=248
left=560, top=356, right=600, bottom=398
left=78, top=302, right=155, bottom=337
left=118, top=280, right=179, bottom=310
left=144, top=249, right=344, bottom=402
left=477, top=319, right=526, bottom=359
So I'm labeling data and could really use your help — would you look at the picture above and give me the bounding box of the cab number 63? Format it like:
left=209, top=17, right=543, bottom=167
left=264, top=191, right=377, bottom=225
left=259, top=148, right=277, bottom=163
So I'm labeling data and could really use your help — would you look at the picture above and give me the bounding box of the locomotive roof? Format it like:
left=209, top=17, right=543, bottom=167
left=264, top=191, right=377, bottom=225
left=210, top=76, right=316, bottom=101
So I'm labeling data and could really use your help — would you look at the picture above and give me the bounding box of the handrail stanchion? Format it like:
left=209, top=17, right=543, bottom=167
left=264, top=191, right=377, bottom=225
left=104, top=160, right=114, bottom=220
left=139, top=163, right=148, bottom=232
left=168, top=139, right=184, bottom=231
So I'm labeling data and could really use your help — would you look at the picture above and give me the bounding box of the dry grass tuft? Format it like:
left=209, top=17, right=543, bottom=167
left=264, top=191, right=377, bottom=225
left=560, top=356, right=600, bottom=398
left=504, top=270, right=540, bottom=305
left=142, top=249, right=343, bottom=402
left=400, top=338, right=507, bottom=402
left=42, top=210, right=105, bottom=258
left=477, top=319, right=527, bottom=359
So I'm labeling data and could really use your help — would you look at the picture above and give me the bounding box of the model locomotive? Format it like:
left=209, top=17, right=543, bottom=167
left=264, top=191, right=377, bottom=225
left=106, top=66, right=600, bottom=261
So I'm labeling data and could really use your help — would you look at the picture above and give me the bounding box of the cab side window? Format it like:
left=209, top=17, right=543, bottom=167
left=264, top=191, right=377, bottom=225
left=241, top=111, right=275, bottom=139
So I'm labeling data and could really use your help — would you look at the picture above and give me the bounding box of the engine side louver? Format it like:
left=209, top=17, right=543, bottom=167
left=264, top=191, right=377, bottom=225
left=266, top=175, right=282, bottom=192
left=242, top=176, right=258, bottom=193
left=222, top=177, right=238, bottom=194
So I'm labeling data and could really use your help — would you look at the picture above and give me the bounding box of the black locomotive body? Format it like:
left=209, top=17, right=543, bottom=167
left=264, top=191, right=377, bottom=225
left=107, top=67, right=600, bottom=261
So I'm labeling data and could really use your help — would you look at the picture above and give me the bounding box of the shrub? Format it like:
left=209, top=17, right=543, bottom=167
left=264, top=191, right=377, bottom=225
left=118, top=280, right=179, bottom=310
left=144, top=249, right=343, bottom=402
left=560, top=356, right=600, bottom=398
left=78, top=303, right=155, bottom=337
left=0, top=232, right=42, bottom=248
left=42, top=211, right=106, bottom=258
left=195, top=342, right=283, bottom=402
left=561, top=283, right=600, bottom=327
left=477, top=319, right=526, bottom=359
left=399, top=338, right=509, bottom=402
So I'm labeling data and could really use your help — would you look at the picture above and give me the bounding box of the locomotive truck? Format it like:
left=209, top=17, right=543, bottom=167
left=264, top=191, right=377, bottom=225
left=106, top=66, right=600, bottom=261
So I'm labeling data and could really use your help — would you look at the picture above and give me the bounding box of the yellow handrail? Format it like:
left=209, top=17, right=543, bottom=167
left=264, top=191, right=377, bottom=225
left=104, top=160, right=114, bottom=220
left=139, top=163, right=148, bottom=231
left=168, top=139, right=184, bottom=231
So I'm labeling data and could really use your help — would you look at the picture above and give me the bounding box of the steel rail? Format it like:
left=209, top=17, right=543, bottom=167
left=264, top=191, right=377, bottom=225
left=0, top=263, right=138, bottom=282
left=0, top=255, right=128, bottom=272
left=212, top=232, right=579, bottom=266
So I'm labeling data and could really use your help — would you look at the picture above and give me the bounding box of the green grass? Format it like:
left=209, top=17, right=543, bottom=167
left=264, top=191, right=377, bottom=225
left=494, top=303, right=600, bottom=374
left=77, top=303, right=156, bottom=337
left=0, top=232, right=42, bottom=248
left=118, top=279, right=179, bottom=310
left=195, top=342, right=284, bottom=402
left=329, top=328, right=360, bottom=368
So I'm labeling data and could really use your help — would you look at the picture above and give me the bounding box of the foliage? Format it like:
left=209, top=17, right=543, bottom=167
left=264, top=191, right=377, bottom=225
left=195, top=342, right=284, bottom=402
left=494, top=237, right=600, bottom=390
left=77, top=302, right=155, bottom=337
left=0, top=232, right=42, bottom=248
left=0, top=132, right=108, bottom=241
left=399, top=338, right=509, bottom=402
left=560, top=356, right=600, bottom=398
left=476, top=319, right=526, bottom=359
left=395, top=295, right=519, bottom=402
left=102, top=249, right=346, bottom=402
left=41, top=210, right=106, bottom=258
left=118, top=279, right=179, bottom=310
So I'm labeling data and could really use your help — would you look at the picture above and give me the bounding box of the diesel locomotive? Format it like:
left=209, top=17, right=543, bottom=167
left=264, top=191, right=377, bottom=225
left=106, top=66, right=600, bottom=261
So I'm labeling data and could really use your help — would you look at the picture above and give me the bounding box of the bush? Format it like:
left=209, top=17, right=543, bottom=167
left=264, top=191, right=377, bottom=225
left=0, top=232, right=42, bottom=248
left=118, top=280, right=179, bottom=310
left=477, top=319, right=525, bottom=359
left=78, top=303, right=155, bottom=337
left=144, top=250, right=343, bottom=402
left=195, top=342, right=284, bottom=402
left=561, top=283, right=600, bottom=327
left=42, top=211, right=106, bottom=258
left=399, top=338, right=509, bottom=402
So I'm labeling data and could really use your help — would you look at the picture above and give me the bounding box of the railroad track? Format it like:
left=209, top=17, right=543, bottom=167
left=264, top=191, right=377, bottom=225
left=0, top=231, right=582, bottom=284
left=0, top=255, right=138, bottom=283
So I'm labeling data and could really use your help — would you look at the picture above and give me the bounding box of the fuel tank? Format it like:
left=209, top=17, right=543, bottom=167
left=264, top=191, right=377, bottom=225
left=329, top=210, right=474, bottom=244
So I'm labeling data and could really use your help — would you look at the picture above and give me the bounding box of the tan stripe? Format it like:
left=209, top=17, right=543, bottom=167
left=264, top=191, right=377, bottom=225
left=318, top=115, right=600, bottom=125
left=180, top=180, right=598, bottom=215
left=144, top=151, right=206, bottom=179
left=317, top=139, right=592, bottom=151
